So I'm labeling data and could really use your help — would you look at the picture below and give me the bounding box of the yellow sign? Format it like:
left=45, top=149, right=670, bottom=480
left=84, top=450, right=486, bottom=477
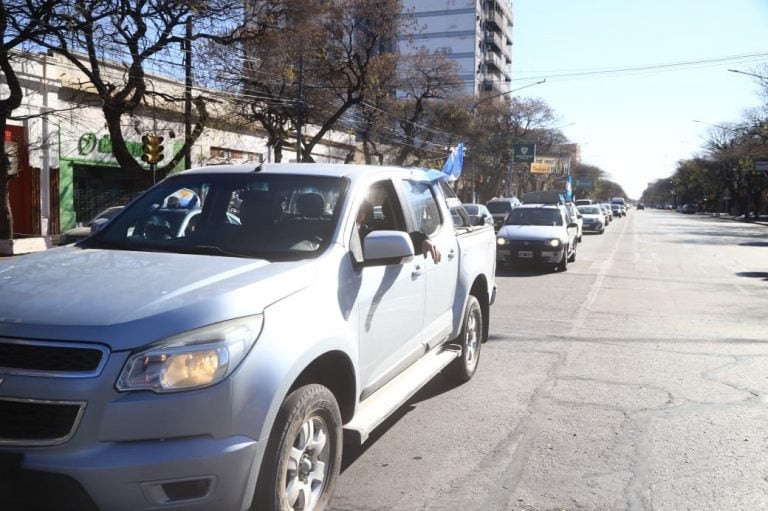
left=530, top=156, right=571, bottom=175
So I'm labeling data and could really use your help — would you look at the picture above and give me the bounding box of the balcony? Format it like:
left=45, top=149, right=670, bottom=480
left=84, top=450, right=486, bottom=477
left=485, top=31, right=512, bottom=62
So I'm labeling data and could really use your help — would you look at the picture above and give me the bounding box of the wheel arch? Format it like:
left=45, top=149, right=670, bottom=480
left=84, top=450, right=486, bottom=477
left=287, top=350, right=357, bottom=424
left=469, top=275, right=490, bottom=343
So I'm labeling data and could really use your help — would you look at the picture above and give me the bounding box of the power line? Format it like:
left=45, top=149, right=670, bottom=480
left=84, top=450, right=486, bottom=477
left=512, top=51, right=768, bottom=82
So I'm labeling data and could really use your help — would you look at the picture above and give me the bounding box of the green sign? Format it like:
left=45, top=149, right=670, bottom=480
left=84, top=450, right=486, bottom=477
left=77, top=132, right=145, bottom=160
left=513, top=143, right=536, bottom=163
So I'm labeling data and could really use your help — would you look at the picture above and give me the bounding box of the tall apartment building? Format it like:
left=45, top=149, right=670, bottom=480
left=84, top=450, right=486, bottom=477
left=399, top=0, right=513, bottom=96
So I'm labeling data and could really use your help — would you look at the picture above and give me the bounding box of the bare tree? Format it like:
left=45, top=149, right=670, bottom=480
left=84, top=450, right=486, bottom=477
left=235, top=0, right=405, bottom=163
left=0, top=0, right=60, bottom=239
left=465, top=96, right=560, bottom=201
left=29, top=0, right=257, bottom=186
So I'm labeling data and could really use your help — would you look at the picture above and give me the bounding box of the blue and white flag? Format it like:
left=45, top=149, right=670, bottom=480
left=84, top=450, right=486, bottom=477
left=564, top=175, right=573, bottom=202
left=442, top=143, right=464, bottom=181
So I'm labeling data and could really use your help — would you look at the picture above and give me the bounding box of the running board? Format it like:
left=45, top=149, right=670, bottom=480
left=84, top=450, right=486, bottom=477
left=344, top=346, right=461, bottom=445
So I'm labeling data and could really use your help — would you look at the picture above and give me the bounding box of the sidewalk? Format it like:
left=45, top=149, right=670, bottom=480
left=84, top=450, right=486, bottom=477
left=707, top=212, right=768, bottom=227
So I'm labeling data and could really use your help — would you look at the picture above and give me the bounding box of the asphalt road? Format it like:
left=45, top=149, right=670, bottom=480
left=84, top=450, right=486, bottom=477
left=331, top=209, right=768, bottom=511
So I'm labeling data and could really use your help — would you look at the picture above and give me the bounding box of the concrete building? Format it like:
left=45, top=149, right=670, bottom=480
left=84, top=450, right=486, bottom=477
left=399, top=0, right=514, bottom=96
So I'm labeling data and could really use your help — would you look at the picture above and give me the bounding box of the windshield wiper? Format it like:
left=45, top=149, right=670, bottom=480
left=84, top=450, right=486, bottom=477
left=175, top=244, right=269, bottom=260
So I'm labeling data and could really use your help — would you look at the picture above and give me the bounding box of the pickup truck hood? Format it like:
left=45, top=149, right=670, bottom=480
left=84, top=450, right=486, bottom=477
left=497, top=225, right=566, bottom=241
left=0, top=247, right=315, bottom=348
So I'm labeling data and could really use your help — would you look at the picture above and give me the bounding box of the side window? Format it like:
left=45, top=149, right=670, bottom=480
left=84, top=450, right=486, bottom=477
left=400, top=180, right=442, bottom=236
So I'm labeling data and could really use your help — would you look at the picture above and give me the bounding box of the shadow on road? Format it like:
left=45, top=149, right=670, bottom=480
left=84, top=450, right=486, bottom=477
left=340, top=371, right=462, bottom=473
left=736, top=271, right=768, bottom=282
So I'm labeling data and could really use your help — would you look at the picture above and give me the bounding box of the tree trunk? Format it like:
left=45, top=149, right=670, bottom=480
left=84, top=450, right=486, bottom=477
left=0, top=47, right=23, bottom=240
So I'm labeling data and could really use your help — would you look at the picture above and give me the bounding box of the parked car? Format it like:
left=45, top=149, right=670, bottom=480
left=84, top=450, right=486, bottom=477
left=496, top=204, right=579, bottom=271
left=598, top=203, right=612, bottom=224
left=563, top=202, right=583, bottom=242
left=59, top=205, right=124, bottom=245
left=0, top=163, right=497, bottom=511
left=682, top=203, right=696, bottom=214
left=486, top=197, right=521, bottom=232
left=462, top=203, right=494, bottom=227
left=577, top=205, right=606, bottom=234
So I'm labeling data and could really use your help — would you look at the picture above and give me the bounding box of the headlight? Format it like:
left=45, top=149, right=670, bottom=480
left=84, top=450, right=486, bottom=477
left=116, top=315, right=263, bottom=393
left=548, top=239, right=561, bottom=247
left=497, top=237, right=509, bottom=246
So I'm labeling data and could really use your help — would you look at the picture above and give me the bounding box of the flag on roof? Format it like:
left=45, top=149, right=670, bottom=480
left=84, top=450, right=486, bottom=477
left=442, top=143, right=464, bottom=181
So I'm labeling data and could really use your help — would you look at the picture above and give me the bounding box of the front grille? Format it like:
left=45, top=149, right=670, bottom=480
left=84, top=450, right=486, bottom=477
left=506, top=240, right=549, bottom=250
left=0, top=398, right=85, bottom=446
left=0, top=339, right=107, bottom=377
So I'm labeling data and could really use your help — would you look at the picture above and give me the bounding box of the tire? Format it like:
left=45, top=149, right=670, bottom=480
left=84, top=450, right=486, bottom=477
left=253, top=384, right=342, bottom=511
left=448, top=295, right=483, bottom=383
left=568, top=241, right=577, bottom=262
left=558, top=246, right=569, bottom=271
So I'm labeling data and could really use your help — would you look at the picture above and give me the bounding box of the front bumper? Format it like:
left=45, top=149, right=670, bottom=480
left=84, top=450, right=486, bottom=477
left=496, top=244, right=564, bottom=264
left=1, top=435, right=261, bottom=511
left=582, top=221, right=604, bottom=232
left=0, top=343, right=267, bottom=511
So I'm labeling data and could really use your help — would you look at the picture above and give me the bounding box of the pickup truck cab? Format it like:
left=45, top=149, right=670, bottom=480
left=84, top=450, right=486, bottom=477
left=0, top=163, right=496, bottom=511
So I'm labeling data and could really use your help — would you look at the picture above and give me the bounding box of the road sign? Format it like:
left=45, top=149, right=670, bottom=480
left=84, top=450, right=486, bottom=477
left=514, top=143, right=536, bottom=162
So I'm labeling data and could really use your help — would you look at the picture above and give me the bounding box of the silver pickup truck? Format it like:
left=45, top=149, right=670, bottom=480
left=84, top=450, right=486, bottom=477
left=0, top=163, right=496, bottom=511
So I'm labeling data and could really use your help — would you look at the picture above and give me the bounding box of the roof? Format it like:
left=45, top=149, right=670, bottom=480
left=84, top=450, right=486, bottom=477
left=180, top=163, right=440, bottom=182
left=517, top=203, right=563, bottom=209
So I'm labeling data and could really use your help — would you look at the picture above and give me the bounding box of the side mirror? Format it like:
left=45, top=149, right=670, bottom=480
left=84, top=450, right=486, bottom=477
left=567, top=222, right=578, bottom=229
left=474, top=214, right=489, bottom=226
left=90, top=217, right=110, bottom=233
left=363, top=231, right=415, bottom=263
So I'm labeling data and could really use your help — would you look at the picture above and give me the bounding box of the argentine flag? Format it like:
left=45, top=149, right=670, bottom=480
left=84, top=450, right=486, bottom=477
left=442, top=143, right=465, bottom=181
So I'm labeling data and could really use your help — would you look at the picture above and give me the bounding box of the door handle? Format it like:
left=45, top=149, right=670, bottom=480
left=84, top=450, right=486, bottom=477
left=447, top=249, right=456, bottom=260
left=412, top=264, right=424, bottom=278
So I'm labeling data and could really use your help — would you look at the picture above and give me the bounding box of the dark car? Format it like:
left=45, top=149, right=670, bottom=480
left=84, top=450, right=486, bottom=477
left=682, top=203, right=696, bottom=214
left=637, top=203, right=645, bottom=210
left=486, top=197, right=521, bottom=232
left=59, top=206, right=125, bottom=245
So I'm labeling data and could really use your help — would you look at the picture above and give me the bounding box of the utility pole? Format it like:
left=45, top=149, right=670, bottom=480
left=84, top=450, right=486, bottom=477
left=296, top=52, right=304, bottom=163
left=184, top=16, right=193, bottom=170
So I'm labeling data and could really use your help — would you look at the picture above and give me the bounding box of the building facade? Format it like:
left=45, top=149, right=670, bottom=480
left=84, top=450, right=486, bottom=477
left=399, top=0, right=514, bottom=96
left=2, top=52, right=355, bottom=236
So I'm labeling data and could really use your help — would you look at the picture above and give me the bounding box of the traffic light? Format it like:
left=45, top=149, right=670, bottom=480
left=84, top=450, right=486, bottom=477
left=141, top=135, right=164, bottom=164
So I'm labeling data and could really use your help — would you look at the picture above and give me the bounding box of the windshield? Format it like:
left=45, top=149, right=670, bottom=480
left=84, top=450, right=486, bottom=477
left=578, top=206, right=602, bottom=215
left=487, top=202, right=512, bottom=214
left=505, top=208, right=563, bottom=226
left=86, top=173, right=347, bottom=261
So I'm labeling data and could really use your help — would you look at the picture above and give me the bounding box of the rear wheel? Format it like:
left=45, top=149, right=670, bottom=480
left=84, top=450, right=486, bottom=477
left=448, top=295, right=483, bottom=383
left=253, top=384, right=342, bottom=511
left=568, top=241, right=577, bottom=262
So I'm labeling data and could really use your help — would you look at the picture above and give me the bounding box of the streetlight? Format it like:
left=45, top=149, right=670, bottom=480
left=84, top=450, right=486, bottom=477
left=470, top=79, right=546, bottom=110
left=728, top=69, right=768, bottom=82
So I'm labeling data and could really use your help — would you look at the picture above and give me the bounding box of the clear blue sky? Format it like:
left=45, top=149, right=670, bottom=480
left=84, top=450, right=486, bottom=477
left=510, top=0, right=768, bottom=199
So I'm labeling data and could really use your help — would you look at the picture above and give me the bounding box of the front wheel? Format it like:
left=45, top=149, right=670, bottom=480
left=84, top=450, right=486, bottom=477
left=448, top=295, right=483, bottom=383
left=253, top=384, right=342, bottom=511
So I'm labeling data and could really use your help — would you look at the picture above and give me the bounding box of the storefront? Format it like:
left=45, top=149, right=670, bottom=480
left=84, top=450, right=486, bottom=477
left=58, top=131, right=183, bottom=231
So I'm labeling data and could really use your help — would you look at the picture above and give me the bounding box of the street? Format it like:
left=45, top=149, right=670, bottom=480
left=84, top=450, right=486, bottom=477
left=331, top=210, right=768, bottom=511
